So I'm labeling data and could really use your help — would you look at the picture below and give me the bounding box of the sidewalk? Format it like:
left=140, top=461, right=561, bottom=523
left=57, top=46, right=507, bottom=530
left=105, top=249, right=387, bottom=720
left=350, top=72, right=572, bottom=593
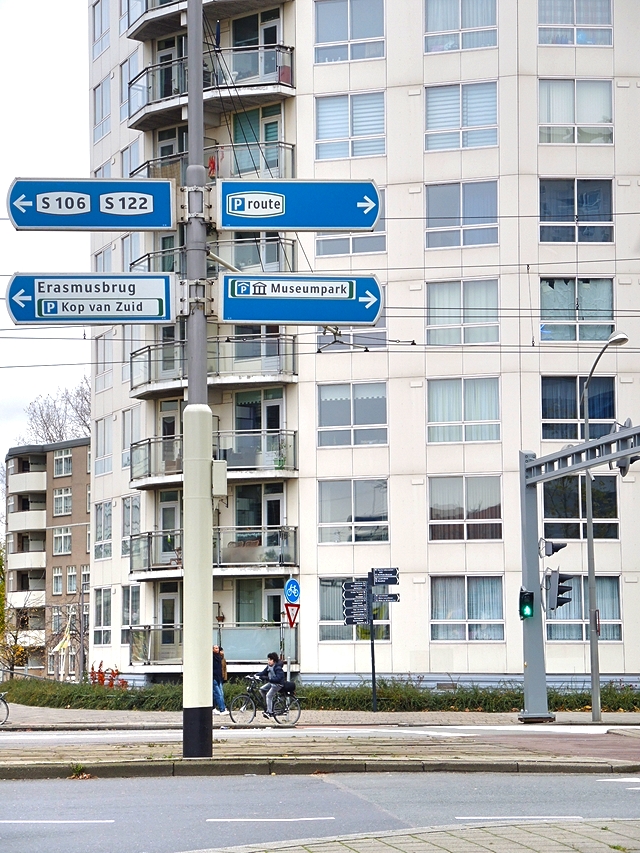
left=0, top=703, right=639, bottom=780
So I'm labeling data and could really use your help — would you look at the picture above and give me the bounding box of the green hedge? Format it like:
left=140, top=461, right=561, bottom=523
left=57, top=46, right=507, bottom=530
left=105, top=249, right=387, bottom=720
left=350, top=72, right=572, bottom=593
left=3, top=677, right=640, bottom=713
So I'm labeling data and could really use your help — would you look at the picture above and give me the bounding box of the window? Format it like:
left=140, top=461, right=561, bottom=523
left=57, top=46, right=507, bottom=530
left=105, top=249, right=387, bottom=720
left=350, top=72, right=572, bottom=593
left=82, top=566, right=91, bottom=593
left=538, top=0, right=612, bottom=46
left=543, top=474, right=618, bottom=539
left=319, top=577, right=390, bottom=641
left=92, top=0, right=110, bottom=59
left=122, top=495, right=141, bottom=557
left=95, top=161, right=111, bottom=179
left=96, top=331, right=113, bottom=392
left=539, top=80, right=612, bottom=144
left=67, top=566, right=77, bottom=594
left=318, top=383, right=387, bottom=446
left=428, top=377, right=500, bottom=442
left=53, top=527, right=72, bottom=556
left=316, top=191, right=386, bottom=256
left=319, top=479, right=388, bottom=542
left=540, top=278, right=613, bottom=342
left=52, top=566, right=63, bottom=596
left=426, top=181, right=498, bottom=248
left=94, top=588, right=112, bottom=645
left=93, top=77, right=111, bottom=143
left=95, top=501, right=113, bottom=559
left=122, top=406, right=141, bottom=468
left=120, top=53, right=139, bottom=122
left=427, top=279, right=499, bottom=344
left=546, top=575, right=621, bottom=640
left=429, top=476, right=502, bottom=540
left=426, top=82, right=497, bottom=150
left=122, top=324, right=143, bottom=383
left=540, top=179, right=613, bottom=242
left=95, top=417, right=113, bottom=475
left=315, top=0, right=384, bottom=63
left=541, top=375, right=615, bottom=439
left=53, top=487, right=72, bottom=516
left=119, top=0, right=129, bottom=33
left=121, top=138, right=141, bottom=178
left=48, top=653, right=55, bottom=676
left=431, top=575, right=504, bottom=640
left=53, top=448, right=72, bottom=477
left=121, top=584, right=140, bottom=643
left=425, top=0, right=497, bottom=53
left=95, top=246, right=112, bottom=272
left=315, top=289, right=387, bottom=351
left=122, top=232, right=141, bottom=271
left=316, top=92, right=385, bottom=159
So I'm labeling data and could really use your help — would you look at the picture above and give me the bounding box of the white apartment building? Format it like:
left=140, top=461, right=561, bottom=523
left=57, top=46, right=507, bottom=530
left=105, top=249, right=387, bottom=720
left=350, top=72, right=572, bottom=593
left=87, top=0, right=640, bottom=684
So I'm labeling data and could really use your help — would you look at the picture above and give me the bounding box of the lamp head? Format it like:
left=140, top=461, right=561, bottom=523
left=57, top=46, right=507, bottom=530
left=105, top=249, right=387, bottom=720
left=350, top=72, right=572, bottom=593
left=607, top=331, right=629, bottom=347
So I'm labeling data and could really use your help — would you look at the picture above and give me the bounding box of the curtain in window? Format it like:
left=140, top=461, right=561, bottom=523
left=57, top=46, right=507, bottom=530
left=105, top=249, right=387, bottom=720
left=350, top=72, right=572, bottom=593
left=430, top=477, right=463, bottom=520
left=539, top=80, right=574, bottom=123
left=319, top=578, right=347, bottom=620
left=316, top=96, right=349, bottom=158
left=576, top=81, right=611, bottom=124
left=577, top=180, right=611, bottom=221
left=466, top=477, right=500, bottom=519
left=462, top=181, right=496, bottom=225
left=426, top=85, right=460, bottom=129
left=541, top=278, right=575, bottom=319
left=316, top=0, right=347, bottom=42
left=540, top=180, right=574, bottom=221
left=578, top=375, right=614, bottom=419
left=463, top=279, right=498, bottom=327
left=577, top=278, right=612, bottom=321
left=576, top=0, right=611, bottom=25
left=588, top=576, right=620, bottom=619
left=541, top=376, right=576, bottom=419
left=351, top=92, right=385, bottom=155
left=467, top=576, right=502, bottom=619
left=428, top=281, right=461, bottom=325
left=431, top=576, right=465, bottom=619
left=426, top=0, right=459, bottom=31
left=462, top=82, right=496, bottom=127
left=428, top=379, right=462, bottom=441
left=462, top=0, right=496, bottom=27
left=464, top=377, right=499, bottom=423
left=539, top=0, right=574, bottom=24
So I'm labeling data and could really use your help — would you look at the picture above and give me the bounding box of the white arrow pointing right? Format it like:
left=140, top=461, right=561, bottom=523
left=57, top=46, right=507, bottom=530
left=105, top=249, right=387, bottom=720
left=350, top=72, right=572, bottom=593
left=358, top=290, right=378, bottom=310
left=356, top=195, right=376, bottom=216
left=12, top=289, right=33, bottom=309
left=13, top=194, right=33, bottom=214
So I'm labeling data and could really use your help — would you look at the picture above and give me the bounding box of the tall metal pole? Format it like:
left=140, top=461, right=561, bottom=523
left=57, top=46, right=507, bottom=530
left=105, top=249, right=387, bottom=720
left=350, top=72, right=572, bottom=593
left=582, top=382, right=601, bottom=722
left=367, top=571, right=377, bottom=712
left=183, top=0, right=214, bottom=758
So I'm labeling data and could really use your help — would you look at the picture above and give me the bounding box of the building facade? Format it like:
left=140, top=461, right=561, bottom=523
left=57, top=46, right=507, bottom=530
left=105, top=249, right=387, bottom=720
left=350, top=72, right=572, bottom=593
left=5, top=439, right=91, bottom=680
left=87, top=0, right=640, bottom=683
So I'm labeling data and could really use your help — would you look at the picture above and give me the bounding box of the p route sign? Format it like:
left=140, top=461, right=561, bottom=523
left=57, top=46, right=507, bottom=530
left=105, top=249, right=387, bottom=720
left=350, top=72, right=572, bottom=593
left=6, top=273, right=175, bottom=325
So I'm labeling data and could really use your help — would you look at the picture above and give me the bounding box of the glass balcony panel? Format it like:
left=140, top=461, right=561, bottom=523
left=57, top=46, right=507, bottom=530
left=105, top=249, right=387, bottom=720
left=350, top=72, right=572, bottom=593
left=216, top=430, right=296, bottom=470
left=129, top=529, right=183, bottom=571
left=130, top=625, right=183, bottom=665
left=215, top=526, right=297, bottom=566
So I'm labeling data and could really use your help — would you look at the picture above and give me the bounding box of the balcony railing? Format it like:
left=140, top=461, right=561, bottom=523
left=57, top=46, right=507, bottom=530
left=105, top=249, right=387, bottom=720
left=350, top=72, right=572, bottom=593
left=130, top=141, right=294, bottom=183
left=131, top=334, right=296, bottom=392
left=129, top=46, right=294, bottom=120
left=130, top=236, right=296, bottom=277
left=130, top=621, right=298, bottom=666
left=131, top=436, right=183, bottom=482
left=130, top=526, right=297, bottom=572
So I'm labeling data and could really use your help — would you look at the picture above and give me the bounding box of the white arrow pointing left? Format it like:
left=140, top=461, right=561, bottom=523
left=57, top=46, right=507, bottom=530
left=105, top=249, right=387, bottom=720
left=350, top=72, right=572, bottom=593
left=13, top=194, right=33, bottom=214
left=358, top=290, right=378, bottom=310
left=356, top=195, right=376, bottom=216
left=12, top=289, right=33, bottom=309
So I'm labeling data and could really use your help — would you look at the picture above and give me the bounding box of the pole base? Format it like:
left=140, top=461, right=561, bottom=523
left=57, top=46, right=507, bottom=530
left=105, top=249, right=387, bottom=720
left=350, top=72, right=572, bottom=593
left=183, top=706, right=213, bottom=757
left=518, top=711, right=556, bottom=724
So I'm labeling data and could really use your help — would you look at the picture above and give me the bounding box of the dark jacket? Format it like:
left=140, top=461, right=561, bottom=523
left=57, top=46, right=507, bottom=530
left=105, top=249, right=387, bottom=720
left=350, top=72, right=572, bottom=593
left=259, top=659, right=285, bottom=685
left=213, top=651, right=224, bottom=682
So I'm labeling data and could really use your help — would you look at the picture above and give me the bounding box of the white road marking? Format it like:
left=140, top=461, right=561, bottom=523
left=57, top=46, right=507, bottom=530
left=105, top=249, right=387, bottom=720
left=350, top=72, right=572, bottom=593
left=597, top=778, right=640, bottom=783
left=206, top=817, right=335, bottom=823
left=0, top=820, right=114, bottom=824
left=455, top=816, right=583, bottom=821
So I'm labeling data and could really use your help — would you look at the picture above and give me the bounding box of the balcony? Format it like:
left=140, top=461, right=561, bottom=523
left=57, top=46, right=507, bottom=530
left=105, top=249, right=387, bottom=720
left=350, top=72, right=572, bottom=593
left=130, top=621, right=298, bottom=667
left=130, top=235, right=296, bottom=277
left=7, top=471, right=46, bottom=495
left=7, top=550, right=46, bottom=572
left=130, top=334, right=297, bottom=397
left=16, top=630, right=45, bottom=649
left=129, top=46, right=294, bottom=132
left=127, top=0, right=292, bottom=42
left=7, top=510, right=46, bottom=534
left=129, top=526, right=297, bottom=575
left=130, top=141, right=295, bottom=184
left=7, top=590, right=46, bottom=609
left=130, top=430, right=297, bottom=488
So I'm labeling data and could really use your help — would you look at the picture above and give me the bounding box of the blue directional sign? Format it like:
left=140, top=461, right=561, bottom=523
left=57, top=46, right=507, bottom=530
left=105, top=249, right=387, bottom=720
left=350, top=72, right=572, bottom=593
left=218, top=180, right=380, bottom=231
left=6, top=273, right=175, bottom=325
left=221, top=274, right=382, bottom=326
left=7, top=178, right=174, bottom=231
left=284, top=579, right=301, bottom=605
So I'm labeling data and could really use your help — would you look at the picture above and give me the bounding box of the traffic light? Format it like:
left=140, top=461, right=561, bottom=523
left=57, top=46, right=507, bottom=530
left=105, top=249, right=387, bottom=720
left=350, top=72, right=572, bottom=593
left=615, top=418, right=640, bottom=477
left=519, top=588, right=534, bottom=619
left=548, top=569, right=573, bottom=610
left=544, top=541, right=567, bottom=557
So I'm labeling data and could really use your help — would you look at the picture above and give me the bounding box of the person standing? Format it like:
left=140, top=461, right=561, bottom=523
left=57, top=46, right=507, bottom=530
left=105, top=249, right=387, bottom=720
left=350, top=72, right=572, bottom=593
left=212, top=645, right=227, bottom=715
left=258, top=651, right=284, bottom=718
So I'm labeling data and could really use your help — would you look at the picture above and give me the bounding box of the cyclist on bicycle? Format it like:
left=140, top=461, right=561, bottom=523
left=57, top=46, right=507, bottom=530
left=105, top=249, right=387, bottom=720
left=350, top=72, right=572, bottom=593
left=257, top=652, right=285, bottom=719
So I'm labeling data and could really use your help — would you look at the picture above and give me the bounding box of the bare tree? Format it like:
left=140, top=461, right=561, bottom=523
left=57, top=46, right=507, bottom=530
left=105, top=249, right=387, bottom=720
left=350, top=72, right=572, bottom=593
left=15, top=376, right=91, bottom=445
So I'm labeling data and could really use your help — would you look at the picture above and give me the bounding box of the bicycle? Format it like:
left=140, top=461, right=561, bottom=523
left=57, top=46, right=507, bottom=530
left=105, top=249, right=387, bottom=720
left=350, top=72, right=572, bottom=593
left=0, top=693, right=9, bottom=725
left=229, top=675, right=301, bottom=726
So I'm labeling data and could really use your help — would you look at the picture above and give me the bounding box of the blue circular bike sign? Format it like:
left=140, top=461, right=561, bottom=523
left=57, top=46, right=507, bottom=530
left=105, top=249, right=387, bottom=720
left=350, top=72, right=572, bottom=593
left=284, top=578, right=300, bottom=604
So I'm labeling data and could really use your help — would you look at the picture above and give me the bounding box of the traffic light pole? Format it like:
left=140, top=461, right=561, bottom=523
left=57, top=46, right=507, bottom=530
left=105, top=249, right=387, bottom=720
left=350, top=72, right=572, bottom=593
left=182, top=0, right=214, bottom=758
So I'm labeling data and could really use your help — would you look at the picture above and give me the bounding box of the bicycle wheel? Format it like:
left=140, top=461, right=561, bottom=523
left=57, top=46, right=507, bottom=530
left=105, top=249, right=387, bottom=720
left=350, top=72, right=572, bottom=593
left=273, top=694, right=300, bottom=726
left=0, top=698, right=9, bottom=726
left=229, top=694, right=256, bottom=725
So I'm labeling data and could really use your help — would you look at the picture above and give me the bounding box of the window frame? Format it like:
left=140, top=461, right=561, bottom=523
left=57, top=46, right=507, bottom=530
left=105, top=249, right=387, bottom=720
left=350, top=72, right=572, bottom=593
left=121, top=584, right=141, bottom=644
left=427, top=376, right=500, bottom=443
left=318, top=576, right=391, bottom=642
left=53, top=487, right=72, bottom=516
left=318, top=479, right=389, bottom=543
left=428, top=475, right=503, bottom=541
left=95, top=416, right=113, bottom=476
left=94, top=501, right=113, bottom=560
left=538, top=79, right=613, bottom=145
left=121, top=494, right=141, bottom=557
left=52, top=566, right=63, bottom=596
left=318, top=382, right=388, bottom=448
left=543, top=474, right=619, bottom=540
left=430, top=574, right=505, bottom=641
left=540, top=277, right=613, bottom=342
left=53, top=527, right=72, bottom=556
left=314, top=0, right=385, bottom=64
left=119, top=52, right=139, bottom=122
left=66, top=565, right=77, bottom=595
left=546, top=574, right=621, bottom=641
left=426, top=180, right=499, bottom=248
left=92, top=0, right=110, bottom=59
left=425, top=0, right=497, bottom=54
left=541, top=375, right=616, bottom=440
left=427, top=278, right=499, bottom=346
left=538, top=0, right=612, bottom=47
left=53, top=448, right=72, bottom=478
left=94, top=587, right=112, bottom=646
left=93, top=76, right=111, bottom=143
left=315, top=91, right=386, bottom=160
left=425, top=80, right=498, bottom=151
left=316, top=191, right=386, bottom=257
left=539, top=178, right=614, bottom=243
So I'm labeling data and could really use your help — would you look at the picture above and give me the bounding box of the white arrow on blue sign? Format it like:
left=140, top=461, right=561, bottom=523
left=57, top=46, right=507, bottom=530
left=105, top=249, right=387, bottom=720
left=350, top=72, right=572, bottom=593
left=218, top=179, right=380, bottom=231
left=6, top=273, right=175, bottom=325
left=7, top=178, right=174, bottom=231
left=221, top=274, right=382, bottom=326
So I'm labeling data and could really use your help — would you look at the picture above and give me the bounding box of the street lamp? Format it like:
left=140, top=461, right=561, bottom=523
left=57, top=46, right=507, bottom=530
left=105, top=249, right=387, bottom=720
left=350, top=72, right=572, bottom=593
left=579, top=330, right=629, bottom=722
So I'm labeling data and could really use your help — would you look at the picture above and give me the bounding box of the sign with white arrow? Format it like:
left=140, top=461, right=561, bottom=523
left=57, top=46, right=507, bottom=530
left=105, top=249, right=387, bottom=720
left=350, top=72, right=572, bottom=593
left=7, top=178, right=174, bottom=231
left=6, top=273, right=175, bottom=325
left=218, top=179, right=380, bottom=231
left=221, top=274, right=382, bottom=325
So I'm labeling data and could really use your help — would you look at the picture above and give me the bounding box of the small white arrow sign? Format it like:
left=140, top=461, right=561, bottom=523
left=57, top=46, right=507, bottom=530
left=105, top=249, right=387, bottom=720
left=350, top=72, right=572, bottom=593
left=12, top=194, right=33, bottom=214
left=358, top=290, right=378, bottom=310
left=357, top=195, right=376, bottom=215
left=12, top=289, right=33, bottom=309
